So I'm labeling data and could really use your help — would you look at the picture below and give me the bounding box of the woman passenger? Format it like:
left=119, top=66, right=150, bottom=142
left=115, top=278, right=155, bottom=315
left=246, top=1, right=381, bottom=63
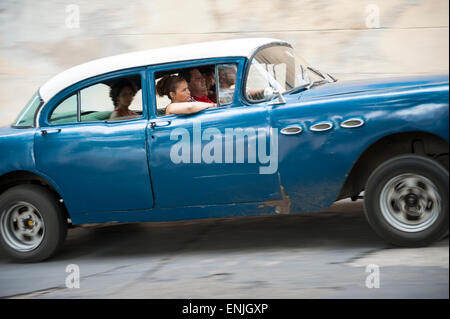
left=156, top=74, right=216, bottom=115
left=109, top=80, right=139, bottom=120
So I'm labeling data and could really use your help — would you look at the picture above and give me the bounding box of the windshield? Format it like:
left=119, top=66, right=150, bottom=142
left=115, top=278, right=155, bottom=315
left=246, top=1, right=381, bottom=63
left=12, top=92, right=43, bottom=128
left=245, top=45, right=332, bottom=101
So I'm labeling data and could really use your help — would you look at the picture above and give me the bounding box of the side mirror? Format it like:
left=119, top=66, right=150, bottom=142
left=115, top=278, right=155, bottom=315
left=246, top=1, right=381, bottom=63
left=264, top=87, right=286, bottom=105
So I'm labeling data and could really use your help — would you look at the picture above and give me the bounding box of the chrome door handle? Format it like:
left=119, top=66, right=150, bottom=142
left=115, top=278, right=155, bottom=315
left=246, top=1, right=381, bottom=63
left=40, top=129, right=61, bottom=136
left=149, top=121, right=171, bottom=128
left=280, top=125, right=303, bottom=135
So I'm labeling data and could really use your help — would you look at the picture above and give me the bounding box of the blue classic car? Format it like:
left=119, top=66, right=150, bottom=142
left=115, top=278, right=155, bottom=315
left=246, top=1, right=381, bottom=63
left=0, top=38, right=448, bottom=262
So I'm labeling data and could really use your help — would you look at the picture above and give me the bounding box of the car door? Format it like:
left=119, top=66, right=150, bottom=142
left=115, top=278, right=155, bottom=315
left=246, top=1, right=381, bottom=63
left=147, top=59, right=282, bottom=208
left=34, top=69, right=154, bottom=216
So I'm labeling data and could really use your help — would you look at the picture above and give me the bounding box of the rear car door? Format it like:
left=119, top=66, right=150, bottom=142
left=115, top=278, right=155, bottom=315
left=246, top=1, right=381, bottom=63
left=34, top=69, right=154, bottom=216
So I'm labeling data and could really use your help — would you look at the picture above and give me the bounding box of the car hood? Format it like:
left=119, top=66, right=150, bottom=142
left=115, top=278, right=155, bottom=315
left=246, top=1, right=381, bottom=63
left=299, top=74, right=449, bottom=100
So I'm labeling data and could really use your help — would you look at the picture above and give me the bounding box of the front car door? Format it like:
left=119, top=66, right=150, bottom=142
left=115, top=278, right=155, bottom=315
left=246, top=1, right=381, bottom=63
left=147, top=58, right=282, bottom=208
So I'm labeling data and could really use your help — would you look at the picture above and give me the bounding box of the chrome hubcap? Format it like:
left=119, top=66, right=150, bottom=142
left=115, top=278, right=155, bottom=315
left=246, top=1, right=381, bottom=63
left=0, top=202, right=45, bottom=252
left=380, top=174, right=441, bottom=232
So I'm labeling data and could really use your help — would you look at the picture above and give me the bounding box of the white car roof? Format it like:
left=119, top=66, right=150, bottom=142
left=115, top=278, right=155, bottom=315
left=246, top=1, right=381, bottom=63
left=39, top=37, right=288, bottom=102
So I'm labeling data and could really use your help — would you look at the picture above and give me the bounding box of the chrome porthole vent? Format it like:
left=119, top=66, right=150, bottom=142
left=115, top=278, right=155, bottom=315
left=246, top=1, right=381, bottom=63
left=280, top=125, right=303, bottom=135
left=310, top=122, right=333, bottom=132
left=341, top=118, right=365, bottom=128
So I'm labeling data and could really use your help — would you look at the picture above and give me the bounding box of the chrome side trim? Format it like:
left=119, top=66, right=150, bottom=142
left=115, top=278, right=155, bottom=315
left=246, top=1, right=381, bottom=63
left=310, top=122, right=333, bottom=132
left=341, top=118, right=365, bottom=128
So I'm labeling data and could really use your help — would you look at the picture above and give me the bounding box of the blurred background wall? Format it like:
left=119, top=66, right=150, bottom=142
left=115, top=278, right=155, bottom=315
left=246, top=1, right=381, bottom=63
left=0, top=0, right=448, bottom=125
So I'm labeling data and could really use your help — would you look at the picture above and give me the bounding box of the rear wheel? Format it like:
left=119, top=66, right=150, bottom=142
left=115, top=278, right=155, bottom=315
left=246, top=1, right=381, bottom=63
left=0, top=185, right=67, bottom=262
left=364, top=154, right=448, bottom=247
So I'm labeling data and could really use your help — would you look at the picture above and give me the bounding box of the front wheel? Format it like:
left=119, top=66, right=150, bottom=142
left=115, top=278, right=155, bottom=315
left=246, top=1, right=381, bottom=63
left=364, top=154, right=449, bottom=247
left=0, top=185, right=68, bottom=262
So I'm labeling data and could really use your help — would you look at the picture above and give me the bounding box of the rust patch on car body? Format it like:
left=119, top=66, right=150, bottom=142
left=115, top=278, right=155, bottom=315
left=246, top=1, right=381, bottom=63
left=262, top=173, right=291, bottom=214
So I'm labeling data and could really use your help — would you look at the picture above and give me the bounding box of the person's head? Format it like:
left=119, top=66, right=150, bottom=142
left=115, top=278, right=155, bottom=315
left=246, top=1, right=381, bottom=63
left=180, top=68, right=207, bottom=97
left=156, top=75, right=191, bottom=103
left=110, top=80, right=137, bottom=109
left=200, top=66, right=215, bottom=89
left=218, top=64, right=237, bottom=88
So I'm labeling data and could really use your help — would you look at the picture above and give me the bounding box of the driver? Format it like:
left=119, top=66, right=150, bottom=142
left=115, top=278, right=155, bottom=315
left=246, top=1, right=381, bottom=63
left=179, top=68, right=214, bottom=103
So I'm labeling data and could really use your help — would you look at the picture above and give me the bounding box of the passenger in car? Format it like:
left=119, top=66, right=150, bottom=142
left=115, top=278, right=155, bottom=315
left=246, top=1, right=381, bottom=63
left=200, top=66, right=217, bottom=103
left=217, top=64, right=237, bottom=104
left=108, top=80, right=140, bottom=120
left=156, top=74, right=216, bottom=115
left=179, top=68, right=214, bottom=103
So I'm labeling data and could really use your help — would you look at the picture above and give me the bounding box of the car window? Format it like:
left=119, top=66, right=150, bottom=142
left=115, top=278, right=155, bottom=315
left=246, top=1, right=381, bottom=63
left=154, top=63, right=238, bottom=117
left=154, top=65, right=218, bottom=117
left=245, top=46, right=324, bottom=102
left=80, top=83, right=142, bottom=122
left=155, top=87, right=171, bottom=117
left=49, top=74, right=143, bottom=124
left=245, top=46, right=296, bottom=101
left=216, top=63, right=238, bottom=106
left=247, top=62, right=286, bottom=91
left=49, top=94, right=77, bottom=124
left=80, top=83, right=114, bottom=114
left=13, top=92, right=43, bottom=128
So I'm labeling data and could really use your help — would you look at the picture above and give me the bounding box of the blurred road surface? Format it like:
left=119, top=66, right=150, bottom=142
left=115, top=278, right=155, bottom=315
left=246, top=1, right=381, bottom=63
left=0, top=199, right=448, bottom=298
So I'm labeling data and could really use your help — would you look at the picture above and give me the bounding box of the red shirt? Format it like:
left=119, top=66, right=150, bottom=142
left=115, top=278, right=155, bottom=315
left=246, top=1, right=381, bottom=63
left=192, top=95, right=213, bottom=103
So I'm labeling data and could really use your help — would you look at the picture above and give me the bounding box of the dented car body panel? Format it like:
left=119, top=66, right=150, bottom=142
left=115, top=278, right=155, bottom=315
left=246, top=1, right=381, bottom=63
left=272, top=76, right=449, bottom=213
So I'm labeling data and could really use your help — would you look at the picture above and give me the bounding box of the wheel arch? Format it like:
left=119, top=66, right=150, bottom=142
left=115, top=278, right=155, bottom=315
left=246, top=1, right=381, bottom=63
left=337, top=131, right=449, bottom=201
left=0, top=170, right=72, bottom=223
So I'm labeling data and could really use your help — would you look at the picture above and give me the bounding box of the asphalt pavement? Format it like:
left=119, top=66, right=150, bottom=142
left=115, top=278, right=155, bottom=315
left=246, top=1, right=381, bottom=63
left=0, top=199, right=448, bottom=298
